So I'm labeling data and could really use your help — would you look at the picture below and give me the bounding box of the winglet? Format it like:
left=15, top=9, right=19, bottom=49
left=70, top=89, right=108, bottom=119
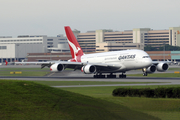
left=5, top=60, right=8, bottom=65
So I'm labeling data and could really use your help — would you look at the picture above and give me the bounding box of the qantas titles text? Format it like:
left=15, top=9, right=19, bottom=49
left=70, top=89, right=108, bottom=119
left=118, top=54, right=136, bottom=60
left=104, top=54, right=136, bottom=60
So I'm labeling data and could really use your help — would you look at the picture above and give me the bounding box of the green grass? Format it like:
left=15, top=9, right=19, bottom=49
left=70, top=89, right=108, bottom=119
left=1, top=66, right=180, bottom=119
left=0, top=67, right=50, bottom=76
left=168, top=68, right=180, bottom=71
left=128, top=73, right=180, bottom=77
left=0, top=80, right=159, bottom=120
left=0, top=71, right=49, bottom=76
left=61, top=85, right=180, bottom=120
left=0, top=67, right=49, bottom=71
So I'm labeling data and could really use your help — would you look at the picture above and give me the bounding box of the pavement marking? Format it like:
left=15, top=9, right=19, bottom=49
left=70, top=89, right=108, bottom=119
left=47, top=72, right=56, bottom=77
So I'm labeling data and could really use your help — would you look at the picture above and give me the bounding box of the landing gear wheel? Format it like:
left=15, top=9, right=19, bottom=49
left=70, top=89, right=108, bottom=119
left=143, top=72, right=147, bottom=76
left=93, top=75, right=97, bottom=78
left=119, top=72, right=126, bottom=78
left=98, top=75, right=105, bottom=78
left=93, top=74, right=106, bottom=78
left=107, top=73, right=116, bottom=78
left=119, top=74, right=126, bottom=78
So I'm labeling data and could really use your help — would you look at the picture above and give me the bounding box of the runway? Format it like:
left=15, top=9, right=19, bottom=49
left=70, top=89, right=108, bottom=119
left=1, top=65, right=180, bottom=87
left=1, top=75, right=180, bottom=88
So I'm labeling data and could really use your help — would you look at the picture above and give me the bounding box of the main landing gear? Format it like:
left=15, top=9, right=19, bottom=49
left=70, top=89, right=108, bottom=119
left=93, top=73, right=105, bottom=78
left=93, top=73, right=126, bottom=78
left=107, top=73, right=116, bottom=78
left=119, top=73, right=126, bottom=78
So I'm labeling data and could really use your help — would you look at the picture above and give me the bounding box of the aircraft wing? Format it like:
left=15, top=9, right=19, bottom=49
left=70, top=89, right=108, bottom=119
left=58, top=61, right=122, bottom=72
left=15, top=61, right=53, bottom=69
left=15, top=61, right=122, bottom=70
left=152, top=61, right=172, bottom=65
left=15, top=61, right=83, bottom=69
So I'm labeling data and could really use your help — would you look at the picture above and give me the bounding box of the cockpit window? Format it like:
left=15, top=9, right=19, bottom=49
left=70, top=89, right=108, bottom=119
left=143, top=56, right=150, bottom=58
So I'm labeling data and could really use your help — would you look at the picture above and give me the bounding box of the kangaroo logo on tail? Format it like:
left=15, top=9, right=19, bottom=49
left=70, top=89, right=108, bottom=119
left=65, top=26, right=84, bottom=62
left=67, top=39, right=82, bottom=61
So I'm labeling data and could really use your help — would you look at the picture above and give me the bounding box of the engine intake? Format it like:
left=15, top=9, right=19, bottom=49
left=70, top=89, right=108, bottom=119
left=146, top=65, right=156, bottom=73
left=50, top=63, right=64, bottom=72
left=82, top=64, right=96, bottom=74
left=157, top=63, right=169, bottom=72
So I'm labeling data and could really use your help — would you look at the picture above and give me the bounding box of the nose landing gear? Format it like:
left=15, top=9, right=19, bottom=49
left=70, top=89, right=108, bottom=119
left=142, top=68, right=148, bottom=76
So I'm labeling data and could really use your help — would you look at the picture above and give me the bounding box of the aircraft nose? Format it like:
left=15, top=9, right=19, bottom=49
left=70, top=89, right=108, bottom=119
left=144, top=58, right=152, bottom=66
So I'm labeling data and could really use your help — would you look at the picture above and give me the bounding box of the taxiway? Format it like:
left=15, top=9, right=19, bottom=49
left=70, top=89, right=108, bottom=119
left=0, top=65, right=180, bottom=88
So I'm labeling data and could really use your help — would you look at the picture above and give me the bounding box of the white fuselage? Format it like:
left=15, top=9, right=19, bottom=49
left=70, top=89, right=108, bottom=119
left=81, top=49, right=152, bottom=73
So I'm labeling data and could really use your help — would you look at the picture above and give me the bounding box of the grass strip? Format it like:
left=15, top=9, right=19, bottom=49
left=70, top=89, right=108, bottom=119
left=0, top=80, right=158, bottom=120
left=61, top=85, right=180, bottom=120
left=0, top=71, right=49, bottom=76
left=168, top=68, right=180, bottom=71
left=0, top=67, right=49, bottom=71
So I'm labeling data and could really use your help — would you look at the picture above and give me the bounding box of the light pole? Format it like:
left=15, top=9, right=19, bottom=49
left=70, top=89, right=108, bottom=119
left=16, top=44, right=19, bottom=62
left=123, top=43, right=125, bottom=50
left=163, top=42, right=165, bottom=61
left=85, top=44, right=87, bottom=53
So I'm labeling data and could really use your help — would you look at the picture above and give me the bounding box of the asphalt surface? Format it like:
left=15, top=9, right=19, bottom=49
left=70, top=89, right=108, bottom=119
left=1, top=65, right=180, bottom=88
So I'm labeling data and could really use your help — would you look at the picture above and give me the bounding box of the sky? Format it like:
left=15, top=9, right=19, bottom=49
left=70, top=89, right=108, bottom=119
left=0, top=0, right=180, bottom=37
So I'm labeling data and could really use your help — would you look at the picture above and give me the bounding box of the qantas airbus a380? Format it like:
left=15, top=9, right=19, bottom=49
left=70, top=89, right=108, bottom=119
left=16, top=26, right=169, bottom=78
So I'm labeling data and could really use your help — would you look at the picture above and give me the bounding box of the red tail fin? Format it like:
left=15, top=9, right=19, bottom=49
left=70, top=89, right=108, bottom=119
left=5, top=60, right=8, bottom=65
left=65, top=26, right=84, bottom=62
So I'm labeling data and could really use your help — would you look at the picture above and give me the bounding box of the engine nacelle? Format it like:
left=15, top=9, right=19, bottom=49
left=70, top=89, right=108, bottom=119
left=50, top=63, right=64, bottom=72
left=82, top=64, right=96, bottom=74
left=146, top=65, right=156, bottom=73
left=157, top=62, right=169, bottom=72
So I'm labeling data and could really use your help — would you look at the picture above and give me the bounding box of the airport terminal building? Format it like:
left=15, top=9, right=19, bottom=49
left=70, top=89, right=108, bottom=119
left=0, top=26, right=180, bottom=63
left=76, top=27, right=180, bottom=52
left=0, top=35, right=69, bottom=63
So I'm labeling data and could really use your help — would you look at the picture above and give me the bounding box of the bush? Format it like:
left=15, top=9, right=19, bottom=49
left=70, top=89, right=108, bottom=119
left=112, top=87, right=180, bottom=99
left=127, top=88, right=133, bottom=97
left=118, top=88, right=127, bottom=97
left=154, top=87, right=166, bottom=98
left=166, top=87, right=174, bottom=98
left=142, top=88, right=154, bottom=98
left=112, top=88, right=119, bottom=96
left=112, top=88, right=127, bottom=97
left=172, top=87, right=180, bottom=98
left=132, top=88, right=142, bottom=97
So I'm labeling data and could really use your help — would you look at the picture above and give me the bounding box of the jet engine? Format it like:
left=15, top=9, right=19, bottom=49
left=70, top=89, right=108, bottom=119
left=50, top=63, right=64, bottom=72
left=146, top=65, right=156, bottom=73
left=156, top=62, right=169, bottom=72
left=81, top=64, right=96, bottom=74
